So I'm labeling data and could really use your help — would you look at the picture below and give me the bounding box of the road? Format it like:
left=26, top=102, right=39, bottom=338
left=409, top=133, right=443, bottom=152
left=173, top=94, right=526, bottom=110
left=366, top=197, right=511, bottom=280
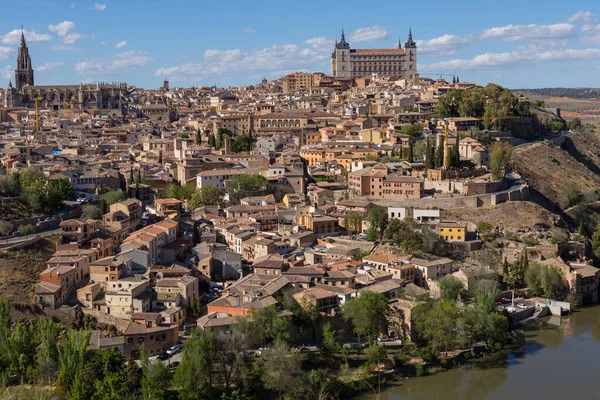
left=0, top=228, right=61, bottom=244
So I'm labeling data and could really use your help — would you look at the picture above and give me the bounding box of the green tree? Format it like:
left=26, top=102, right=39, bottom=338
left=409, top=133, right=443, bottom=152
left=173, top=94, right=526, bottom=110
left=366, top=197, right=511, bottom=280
left=559, top=181, right=582, bottom=208
left=343, top=212, right=363, bottom=235
left=365, top=153, right=380, bottom=162
left=321, top=322, right=343, bottom=357
left=342, top=291, right=389, bottom=343
left=232, top=134, right=255, bottom=153
left=0, top=220, right=12, bottom=237
left=54, top=178, right=74, bottom=201
left=240, top=305, right=290, bottom=346
left=196, top=128, right=202, bottom=144
left=141, top=358, right=171, bottom=400
left=214, top=332, right=249, bottom=392
left=400, top=124, right=423, bottom=137
left=592, top=224, right=600, bottom=258
left=567, top=117, right=583, bottom=131
left=435, top=135, right=444, bottom=168
left=57, top=329, right=92, bottom=392
left=226, top=174, right=268, bottom=203
left=92, top=371, right=129, bottom=400
left=189, top=186, right=225, bottom=209
left=365, top=344, right=388, bottom=368
left=174, top=328, right=217, bottom=397
left=458, top=87, right=485, bottom=118
left=438, top=275, right=464, bottom=300
left=18, top=224, right=35, bottom=238
left=82, top=204, right=101, bottom=220
left=209, top=134, right=217, bottom=149
left=406, top=140, right=413, bottom=162
left=105, top=189, right=125, bottom=205
left=476, top=221, right=493, bottom=235
left=413, top=301, right=459, bottom=355
left=489, top=142, right=513, bottom=180
left=425, top=137, right=433, bottom=169
left=261, top=340, right=302, bottom=399
left=5, top=322, right=39, bottom=381
left=436, top=90, right=463, bottom=118
left=366, top=206, right=388, bottom=242
left=100, top=199, right=109, bottom=216
left=36, top=318, right=61, bottom=384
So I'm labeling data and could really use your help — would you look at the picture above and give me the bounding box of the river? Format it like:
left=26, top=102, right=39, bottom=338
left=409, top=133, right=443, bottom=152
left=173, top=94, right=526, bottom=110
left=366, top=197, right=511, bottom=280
left=374, top=306, right=600, bottom=400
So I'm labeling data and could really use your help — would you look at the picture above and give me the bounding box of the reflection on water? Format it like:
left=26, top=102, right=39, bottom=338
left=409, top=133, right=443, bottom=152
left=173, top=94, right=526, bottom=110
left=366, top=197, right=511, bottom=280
left=372, top=307, right=600, bottom=400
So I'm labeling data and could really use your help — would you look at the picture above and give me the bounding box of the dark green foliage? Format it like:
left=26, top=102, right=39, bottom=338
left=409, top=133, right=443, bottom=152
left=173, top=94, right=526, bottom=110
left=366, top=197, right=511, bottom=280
left=226, top=174, right=268, bottom=203
left=342, top=291, right=389, bottom=343
left=232, top=134, right=256, bottom=153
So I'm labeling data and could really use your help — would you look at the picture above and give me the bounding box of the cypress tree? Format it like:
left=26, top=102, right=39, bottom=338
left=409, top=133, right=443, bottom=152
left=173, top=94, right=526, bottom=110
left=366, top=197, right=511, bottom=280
left=399, top=145, right=403, bottom=159
left=425, top=137, right=433, bottom=169
left=435, top=136, right=444, bottom=168
left=196, top=128, right=202, bottom=144
left=406, top=140, right=413, bottom=162
left=136, top=169, right=141, bottom=184
left=209, top=134, right=216, bottom=149
left=129, top=166, right=134, bottom=184
left=100, top=199, right=108, bottom=216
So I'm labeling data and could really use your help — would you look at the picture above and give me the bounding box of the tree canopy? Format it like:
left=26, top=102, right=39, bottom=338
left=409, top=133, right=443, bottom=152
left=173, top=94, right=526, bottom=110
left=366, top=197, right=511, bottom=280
left=342, top=291, right=389, bottom=343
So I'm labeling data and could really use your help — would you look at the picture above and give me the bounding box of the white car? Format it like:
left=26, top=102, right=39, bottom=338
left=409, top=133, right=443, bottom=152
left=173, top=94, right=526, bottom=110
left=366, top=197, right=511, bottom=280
left=516, top=302, right=528, bottom=309
left=166, top=344, right=182, bottom=356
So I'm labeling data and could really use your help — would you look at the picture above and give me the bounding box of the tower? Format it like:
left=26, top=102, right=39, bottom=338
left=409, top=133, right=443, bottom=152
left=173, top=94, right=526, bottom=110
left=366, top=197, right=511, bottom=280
left=404, top=28, right=417, bottom=81
left=331, top=29, right=351, bottom=78
left=163, top=79, right=169, bottom=90
left=15, top=29, right=34, bottom=90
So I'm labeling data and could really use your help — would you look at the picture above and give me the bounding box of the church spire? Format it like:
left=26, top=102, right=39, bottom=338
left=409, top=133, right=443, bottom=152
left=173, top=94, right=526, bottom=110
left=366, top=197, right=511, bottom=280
left=405, top=27, right=416, bottom=48
left=341, top=28, right=345, bottom=41
left=20, top=25, right=26, bottom=47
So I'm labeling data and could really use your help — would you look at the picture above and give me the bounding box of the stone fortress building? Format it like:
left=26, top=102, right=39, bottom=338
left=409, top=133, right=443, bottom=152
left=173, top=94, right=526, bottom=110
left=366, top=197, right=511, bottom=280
left=331, top=28, right=417, bottom=81
left=4, top=30, right=131, bottom=110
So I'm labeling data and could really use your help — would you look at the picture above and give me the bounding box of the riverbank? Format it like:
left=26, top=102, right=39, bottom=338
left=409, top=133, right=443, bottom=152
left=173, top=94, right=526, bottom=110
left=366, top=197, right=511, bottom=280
left=364, top=306, right=600, bottom=400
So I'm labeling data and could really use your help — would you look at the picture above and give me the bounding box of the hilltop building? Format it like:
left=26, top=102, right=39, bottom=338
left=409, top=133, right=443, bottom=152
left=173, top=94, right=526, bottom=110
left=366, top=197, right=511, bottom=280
left=331, top=28, right=417, bottom=81
left=4, top=30, right=130, bottom=109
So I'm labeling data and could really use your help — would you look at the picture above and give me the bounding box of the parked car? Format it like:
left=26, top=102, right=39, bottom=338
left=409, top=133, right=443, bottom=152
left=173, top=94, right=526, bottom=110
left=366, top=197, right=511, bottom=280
left=157, top=352, right=169, bottom=360
left=516, top=302, right=528, bottom=309
left=377, top=335, right=391, bottom=342
left=166, top=344, right=182, bottom=356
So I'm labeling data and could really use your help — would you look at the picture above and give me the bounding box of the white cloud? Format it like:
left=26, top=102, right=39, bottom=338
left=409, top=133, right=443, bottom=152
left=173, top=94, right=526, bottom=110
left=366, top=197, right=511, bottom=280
left=100, top=41, right=107, bottom=46
left=349, top=26, right=391, bottom=42
left=581, top=24, right=600, bottom=43
left=2, top=29, right=52, bottom=44
left=156, top=43, right=329, bottom=82
left=1, top=65, right=11, bottom=80
left=421, top=47, right=600, bottom=71
left=94, top=3, right=106, bottom=10
left=75, top=50, right=153, bottom=75
left=37, top=61, right=64, bottom=72
left=480, top=23, right=576, bottom=41
left=48, top=21, right=75, bottom=36
left=63, top=33, right=85, bottom=44
left=241, top=27, right=255, bottom=34
left=115, top=41, right=127, bottom=48
left=567, top=11, right=597, bottom=25
left=417, top=34, right=474, bottom=56
left=70, top=3, right=76, bottom=8
left=304, top=36, right=335, bottom=51
left=0, top=47, right=13, bottom=59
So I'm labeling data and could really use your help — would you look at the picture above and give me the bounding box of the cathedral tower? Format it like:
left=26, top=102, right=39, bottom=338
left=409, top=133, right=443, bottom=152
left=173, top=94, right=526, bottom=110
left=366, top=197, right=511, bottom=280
left=15, top=29, right=34, bottom=90
left=331, top=29, right=351, bottom=78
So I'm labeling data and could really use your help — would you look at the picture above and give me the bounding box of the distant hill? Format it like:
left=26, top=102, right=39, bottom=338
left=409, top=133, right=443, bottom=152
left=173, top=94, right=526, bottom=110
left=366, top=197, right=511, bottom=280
left=513, top=88, right=600, bottom=99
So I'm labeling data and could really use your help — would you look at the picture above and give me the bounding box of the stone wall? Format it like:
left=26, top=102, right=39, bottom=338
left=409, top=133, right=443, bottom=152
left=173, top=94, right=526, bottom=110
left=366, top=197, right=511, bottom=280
left=82, top=308, right=131, bottom=333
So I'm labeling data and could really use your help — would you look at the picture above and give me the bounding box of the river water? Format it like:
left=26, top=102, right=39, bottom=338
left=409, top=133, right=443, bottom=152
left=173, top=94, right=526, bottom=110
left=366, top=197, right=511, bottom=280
left=376, top=306, right=600, bottom=400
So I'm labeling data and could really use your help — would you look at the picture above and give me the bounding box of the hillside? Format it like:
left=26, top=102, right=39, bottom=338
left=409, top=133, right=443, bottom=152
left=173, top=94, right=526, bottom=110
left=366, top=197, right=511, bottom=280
left=510, top=134, right=600, bottom=208
left=444, top=201, right=559, bottom=231
left=0, top=237, right=57, bottom=315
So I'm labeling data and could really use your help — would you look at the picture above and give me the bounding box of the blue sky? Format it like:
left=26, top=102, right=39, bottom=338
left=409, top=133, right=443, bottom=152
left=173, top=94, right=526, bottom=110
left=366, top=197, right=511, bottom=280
left=1, top=0, right=600, bottom=89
